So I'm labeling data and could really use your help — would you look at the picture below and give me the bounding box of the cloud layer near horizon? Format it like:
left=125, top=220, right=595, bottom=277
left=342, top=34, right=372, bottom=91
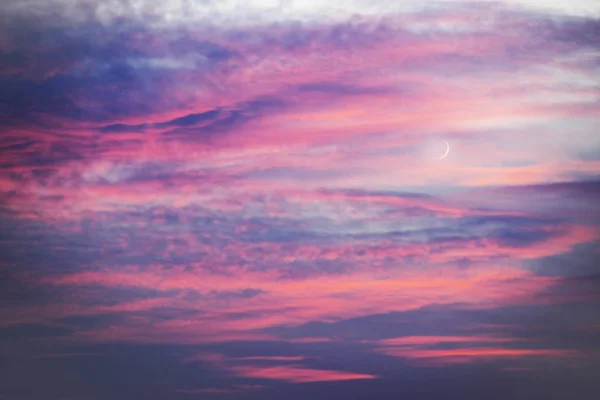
left=0, top=1, right=599, bottom=399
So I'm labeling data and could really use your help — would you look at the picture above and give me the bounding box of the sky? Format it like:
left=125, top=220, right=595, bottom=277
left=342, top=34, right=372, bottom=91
left=0, top=0, right=599, bottom=399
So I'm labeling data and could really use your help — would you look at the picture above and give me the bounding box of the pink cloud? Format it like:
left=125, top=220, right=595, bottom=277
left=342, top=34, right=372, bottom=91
left=0, top=4, right=598, bottom=399
left=25, top=264, right=557, bottom=345
left=377, top=347, right=576, bottom=362
left=374, top=336, right=525, bottom=346
left=3, top=11, right=597, bottom=223
left=373, top=335, right=580, bottom=367
left=229, top=364, right=376, bottom=383
left=1, top=8, right=597, bottom=393
left=181, top=351, right=374, bottom=384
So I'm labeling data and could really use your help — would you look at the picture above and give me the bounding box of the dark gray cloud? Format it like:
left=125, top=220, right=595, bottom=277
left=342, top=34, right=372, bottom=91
left=529, top=241, right=600, bottom=278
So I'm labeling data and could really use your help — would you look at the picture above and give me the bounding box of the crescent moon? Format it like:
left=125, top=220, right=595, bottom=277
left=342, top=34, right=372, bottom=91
left=438, top=140, right=450, bottom=160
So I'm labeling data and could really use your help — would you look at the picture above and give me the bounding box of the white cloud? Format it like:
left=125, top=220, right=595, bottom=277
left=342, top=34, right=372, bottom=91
left=3, top=0, right=598, bottom=29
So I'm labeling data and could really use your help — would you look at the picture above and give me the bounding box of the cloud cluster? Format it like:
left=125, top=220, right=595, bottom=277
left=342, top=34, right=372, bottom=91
left=0, top=0, right=598, bottom=397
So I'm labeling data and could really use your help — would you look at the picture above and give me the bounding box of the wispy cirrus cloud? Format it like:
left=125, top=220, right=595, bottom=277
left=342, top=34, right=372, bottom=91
left=377, top=347, right=578, bottom=366
left=1, top=0, right=599, bottom=398
left=370, top=334, right=578, bottom=366
left=229, top=364, right=376, bottom=383
left=184, top=351, right=375, bottom=384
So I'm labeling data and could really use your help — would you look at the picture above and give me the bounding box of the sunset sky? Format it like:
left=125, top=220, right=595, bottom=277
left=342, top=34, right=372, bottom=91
left=1, top=0, right=599, bottom=399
